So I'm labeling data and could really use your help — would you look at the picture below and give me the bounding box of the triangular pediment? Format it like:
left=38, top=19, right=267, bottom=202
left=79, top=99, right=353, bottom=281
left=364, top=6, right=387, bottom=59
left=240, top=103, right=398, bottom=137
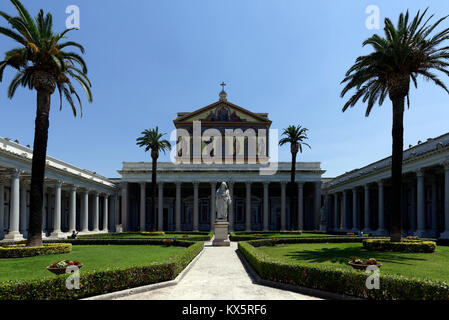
left=174, top=100, right=271, bottom=125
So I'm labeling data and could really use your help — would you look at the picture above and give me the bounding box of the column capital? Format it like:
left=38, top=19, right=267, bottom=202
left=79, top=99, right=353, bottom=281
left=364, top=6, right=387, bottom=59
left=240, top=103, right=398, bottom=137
left=297, top=181, right=304, bottom=188
left=280, top=181, right=287, bottom=186
left=54, top=180, right=63, bottom=188
left=210, top=182, right=216, bottom=188
left=139, top=181, right=146, bottom=187
left=158, top=181, right=164, bottom=187
left=245, top=181, right=252, bottom=187
left=10, top=168, right=23, bottom=178
left=352, top=187, right=358, bottom=192
left=377, top=180, right=384, bottom=187
left=415, top=169, right=425, bottom=177
left=263, top=181, right=270, bottom=187
left=104, top=194, right=110, bottom=199
left=175, top=181, right=182, bottom=187
left=364, top=184, right=370, bottom=190
left=193, top=181, right=199, bottom=187
left=71, top=185, right=78, bottom=192
left=442, top=159, right=449, bottom=170
left=228, top=180, right=234, bottom=187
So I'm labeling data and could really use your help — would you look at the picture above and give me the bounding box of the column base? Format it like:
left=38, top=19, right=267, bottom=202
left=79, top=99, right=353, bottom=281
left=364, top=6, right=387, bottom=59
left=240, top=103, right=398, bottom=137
left=49, top=231, right=66, bottom=239
left=3, top=231, right=24, bottom=241
left=81, top=228, right=89, bottom=233
left=414, top=229, right=428, bottom=238
left=362, top=228, right=372, bottom=234
left=440, top=231, right=449, bottom=239
left=351, top=228, right=359, bottom=232
left=372, top=229, right=388, bottom=236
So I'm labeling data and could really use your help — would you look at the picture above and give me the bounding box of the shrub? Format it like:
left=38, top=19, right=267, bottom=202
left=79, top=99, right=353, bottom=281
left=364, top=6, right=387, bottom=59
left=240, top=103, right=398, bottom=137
left=0, top=242, right=203, bottom=300
left=363, top=239, right=436, bottom=253
left=0, top=243, right=72, bottom=258
left=43, top=238, right=195, bottom=247
left=141, top=232, right=165, bottom=236
left=238, top=241, right=449, bottom=300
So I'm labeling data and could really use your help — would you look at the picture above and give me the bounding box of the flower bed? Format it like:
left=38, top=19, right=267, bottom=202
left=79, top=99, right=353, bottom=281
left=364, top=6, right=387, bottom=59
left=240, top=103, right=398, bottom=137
left=0, top=243, right=72, bottom=258
left=238, top=240, right=449, bottom=300
left=0, top=241, right=203, bottom=300
left=363, top=239, right=436, bottom=253
left=47, top=260, right=83, bottom=275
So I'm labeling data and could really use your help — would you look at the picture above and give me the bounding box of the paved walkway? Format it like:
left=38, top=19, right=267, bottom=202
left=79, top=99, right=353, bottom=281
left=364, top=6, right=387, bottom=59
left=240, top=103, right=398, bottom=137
left=116, top=242, right=320, bottom=300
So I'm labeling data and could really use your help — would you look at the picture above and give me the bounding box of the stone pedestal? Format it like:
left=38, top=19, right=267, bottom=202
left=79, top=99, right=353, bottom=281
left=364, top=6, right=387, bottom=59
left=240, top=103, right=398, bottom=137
left=212, top=221, right=230, bottom=246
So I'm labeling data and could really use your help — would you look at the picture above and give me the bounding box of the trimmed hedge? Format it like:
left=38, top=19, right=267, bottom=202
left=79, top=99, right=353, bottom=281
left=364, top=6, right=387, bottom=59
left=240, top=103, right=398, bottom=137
left=238, top=241, right=449, bottom=300
left=235, top=237, right=364, bottom=245
left=43, top=238, right=196, bottom=247
left=363, top=239, right=436, bottom=253
left=77, top=232, right=213, bottom=242
left=0, top=241, right=203, bottom=300
left=0, top=243, right=72, bottom=258
left=229, top=231, right=361, bottom=242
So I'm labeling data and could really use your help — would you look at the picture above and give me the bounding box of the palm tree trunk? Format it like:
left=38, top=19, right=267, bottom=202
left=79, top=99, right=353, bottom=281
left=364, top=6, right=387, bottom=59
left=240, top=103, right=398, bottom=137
left=151, top=157, right=157, bottom=231
left=290, top=152, right=297, bottom=230
left=26, top=90, right=51, bottom=247
left=390, top=97, right=405, bottom=242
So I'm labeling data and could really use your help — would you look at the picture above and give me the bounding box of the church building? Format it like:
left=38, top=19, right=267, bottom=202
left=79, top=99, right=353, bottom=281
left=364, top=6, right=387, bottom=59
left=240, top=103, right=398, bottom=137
left=118, top=86, right=325, bottom=232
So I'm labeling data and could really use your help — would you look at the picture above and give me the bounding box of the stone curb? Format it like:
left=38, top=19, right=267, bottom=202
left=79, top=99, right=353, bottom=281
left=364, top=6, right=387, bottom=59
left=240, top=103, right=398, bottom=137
left=82, top=247, right=205, bottom=300
left=235, top=249, right=362, bottom=300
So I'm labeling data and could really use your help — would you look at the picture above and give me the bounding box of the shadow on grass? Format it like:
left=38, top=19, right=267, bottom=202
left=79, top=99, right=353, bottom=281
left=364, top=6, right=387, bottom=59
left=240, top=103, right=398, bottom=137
left=283, top=247, right=427, bottom=266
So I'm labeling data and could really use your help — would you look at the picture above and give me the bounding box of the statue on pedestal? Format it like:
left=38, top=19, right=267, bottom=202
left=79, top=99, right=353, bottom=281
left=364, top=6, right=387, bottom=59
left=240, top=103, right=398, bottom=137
left=215, top=182, right=232, bottom=221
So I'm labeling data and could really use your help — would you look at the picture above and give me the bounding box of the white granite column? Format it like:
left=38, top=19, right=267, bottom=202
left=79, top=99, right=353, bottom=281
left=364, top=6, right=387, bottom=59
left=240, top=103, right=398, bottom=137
left=352, top=188, right=358, bottom=231
left=334, top=193, right=338, bottom=230
left=42, top=186, right=47, bottom=236
left=314, top=181, right=322, bottom=229
left=4, top=170, right=23, bottom=240
left=0, top=181, right=4, bottom=238
left=50, top=181, right=63, bottom=238
left=246, top=182, right=252, bottom=231
left=440, top=163, right=449, bottom=238
left=139, top=182, right=146, bottom=231
left=297, top=182, right=304, bottom=230
left=193, top=181, right=199, bottom=231
left=175, top=182, right=181, bottom=231
left=341, top=190, right=347, bottom=230
left=210, top=182, right=216, bottom=230
left=228, top=181, right=234, bottom=231
left=103, top=195, right=109, bottom=231
left=377, top=181, right=386, bottom=235
left=120, top=182, right=127, bottom=232
left=81, top=189, right=89, bottom=232
left=158, top=182, right=164, bottom=231
left=263, top=182, right=269, bottom=231
left=280, top=181, right=286, bottom=231
left=415, top=169, right=426, bottom=237
left=19, top=181, right=28, bottom=236
left=431, top=181, right=438, bottom=236
left=363, top=185, right=371, bottom=233
left=69, top=185, right=77, bottom=233
left=92, top=191, right=99, bottom=232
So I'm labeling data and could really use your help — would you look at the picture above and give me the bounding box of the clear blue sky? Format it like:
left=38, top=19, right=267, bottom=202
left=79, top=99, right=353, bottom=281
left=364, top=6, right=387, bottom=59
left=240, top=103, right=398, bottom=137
left=1, top=0, right=449, bottom=178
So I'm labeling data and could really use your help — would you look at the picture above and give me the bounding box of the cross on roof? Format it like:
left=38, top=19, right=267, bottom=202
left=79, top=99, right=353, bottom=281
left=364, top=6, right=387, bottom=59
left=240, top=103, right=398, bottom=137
left=220, top=82, right=226, bottom=91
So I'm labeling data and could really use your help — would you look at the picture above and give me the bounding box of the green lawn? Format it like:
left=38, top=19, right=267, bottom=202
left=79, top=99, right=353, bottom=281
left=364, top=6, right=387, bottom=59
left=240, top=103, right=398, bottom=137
left=0, top=245, right=186, bottom=282
left=258, top=242, right=449, bottom=282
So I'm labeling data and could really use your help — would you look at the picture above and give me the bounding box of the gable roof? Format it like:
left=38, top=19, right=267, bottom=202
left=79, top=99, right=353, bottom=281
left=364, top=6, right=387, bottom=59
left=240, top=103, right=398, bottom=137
left=173, top=99, right=272, bottom=126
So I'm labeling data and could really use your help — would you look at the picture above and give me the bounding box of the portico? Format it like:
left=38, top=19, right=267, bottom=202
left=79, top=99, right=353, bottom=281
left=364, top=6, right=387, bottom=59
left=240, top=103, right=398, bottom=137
left=324, top=133, right=449, bottom=238
left=0, top=137, right=118, bottom=240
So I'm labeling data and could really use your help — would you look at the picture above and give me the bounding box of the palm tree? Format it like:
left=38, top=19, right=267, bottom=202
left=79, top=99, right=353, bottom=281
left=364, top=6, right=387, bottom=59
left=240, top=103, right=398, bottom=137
left=341, top=9, right=449, bottom=242
left=279, top=125, right=310, bottom=230
left=0, top=0, right=92, bottom=247
left=136, top=127, right=171, bottom=231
